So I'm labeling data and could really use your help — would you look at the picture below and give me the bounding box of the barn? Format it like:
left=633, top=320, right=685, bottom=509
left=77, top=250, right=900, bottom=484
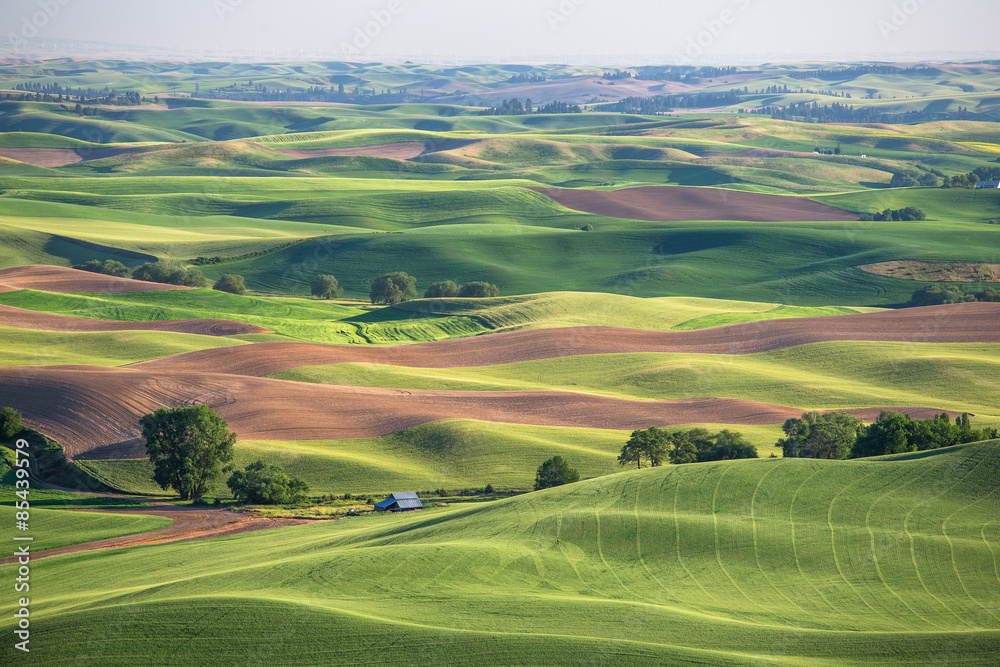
left=975, top=180, right=1000, bottom=189
left=374, top=492, right=423, bottom=512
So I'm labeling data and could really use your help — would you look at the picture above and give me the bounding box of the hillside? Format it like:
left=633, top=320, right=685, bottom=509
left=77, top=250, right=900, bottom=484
left=3, top=441, right=998, bottom=665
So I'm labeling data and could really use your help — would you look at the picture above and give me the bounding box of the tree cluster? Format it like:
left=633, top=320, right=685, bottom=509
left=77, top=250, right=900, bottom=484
left=213, top=274, right=247, bottom=295
left=890, top=171, right=939, bottom=188
left=851, top=411, right=997, bottom=458
left=909, top=284, right=1000, bottom=306
left=943, top=166, right=1000, bottom=188
left=778, top=410, right=997, bottom=460
left=310, top=274, right=342, bottom=299
left=131, top=261, right=208, bottom=287
left=507, top=73, right=545, bottom=84
left=73, top=259, right=128, bottom=277
left=424, top=280, right=499, bottom=299
left=602, top=70, right=634, bottom=80
left=479, top=98, right=579, bottom=115
left=227, top=460, right=309, bottom=505
left=608, top=90, right=743, bottom=114
left=0, top=406, right=22, bottom=440
left=858, top=206, right=927, bottom=222
left=750, top=101, right=978, bottom=124
left=618, top=427, right=758, bottom=468
left=370, top=272, right=417, bottom=305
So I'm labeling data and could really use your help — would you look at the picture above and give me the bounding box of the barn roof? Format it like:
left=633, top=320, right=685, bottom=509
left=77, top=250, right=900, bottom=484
left=374, top=492, right=423, bottom=510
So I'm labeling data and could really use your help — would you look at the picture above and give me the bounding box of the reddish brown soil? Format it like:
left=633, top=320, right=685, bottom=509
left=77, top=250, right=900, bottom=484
left=0, top=146, right=149, bottom=167
left=529, top=185, right=857, bottom=222
left=0, top=304, right=266, bottom=336
left=0, top=501, right=312, bottom=563
left=0, top=265, right=189, bottom=294
left=0, top=364, right=966, bottom=460
left=132, top=303, right=1000, bottom=376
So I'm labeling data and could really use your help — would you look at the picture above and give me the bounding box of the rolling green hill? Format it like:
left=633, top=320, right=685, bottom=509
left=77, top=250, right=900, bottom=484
left=5, top=441, right=999, bottom=665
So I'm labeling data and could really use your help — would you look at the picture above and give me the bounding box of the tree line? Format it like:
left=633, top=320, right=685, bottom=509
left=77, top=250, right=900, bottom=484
left=618, top=427, right=758, bottom=468
left=478, top=98, right=581, bottom=115
left=749, top=101, right=980, bottom=124
left=779, top=410, right=997, bottom=460
left=909, top=284, right=1000, bottom=306
left=858, top=206, right=927, bottom=222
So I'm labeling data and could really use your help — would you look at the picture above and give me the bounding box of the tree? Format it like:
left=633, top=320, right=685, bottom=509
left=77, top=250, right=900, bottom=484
left=619, top=427, right=670, bottom=469
left=140, top=405, right=236, bottom=500
left=370, top=272, right=417, bottom=305
left=0, top=407, right=22, bottom=440
left=227, top=460, right=310, bottom=504
left=213, top=274, right=247, bottom=295
left=458, top=281, right=500, bottom=298
left=73, top=259, right=128, bottom=277
left=534, top=456, right=580, bottom=490
left=424, top=280, right=459, bottom=298
left=310, top=274, right=342, bottom=299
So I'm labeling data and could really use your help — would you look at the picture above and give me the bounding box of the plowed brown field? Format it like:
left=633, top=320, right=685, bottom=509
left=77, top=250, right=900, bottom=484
left=529, top=185, right=857, bottom=222
left=0, top=265, right=189, bottom=293
left=132, top=303, right=1000, bottom=376
left=0, top=365, right=965, bottom=460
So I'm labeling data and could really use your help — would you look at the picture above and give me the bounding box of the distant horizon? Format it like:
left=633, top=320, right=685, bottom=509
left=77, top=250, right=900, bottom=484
left=1, top=38, right=998, bottom=69
left=2, top=0, right=997, bottom=68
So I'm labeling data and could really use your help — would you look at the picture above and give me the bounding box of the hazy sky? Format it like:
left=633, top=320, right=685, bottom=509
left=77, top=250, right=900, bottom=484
left=1, top=0, right=995, bottom=62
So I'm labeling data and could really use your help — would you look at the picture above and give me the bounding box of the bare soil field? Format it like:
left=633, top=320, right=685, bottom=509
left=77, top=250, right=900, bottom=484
left=529, top=185, right=857, bottom=222
left=0, top=146, right=150, bottom=167
left=0, top=303, right=265, bottom=336
left=859, top=260, right=1000, bottom=283
left=0, top=265, right=189, bottom=294
left=0, top=365, right=963, bottom=459
left=0, top=502, right=311, bottom=564
left=132, top=303, right=1000, bottom=376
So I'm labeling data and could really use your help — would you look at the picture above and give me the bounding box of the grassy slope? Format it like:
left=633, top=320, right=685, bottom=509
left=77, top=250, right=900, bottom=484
left=5, top=441, right=999, bottom=665
left=77, top=419, right=785, bottom=496
left=0, top=289, right=881, bottom=344
left=0, top=504, right=169, bottom=552
left=269, top=342, right=1000, bottom=422
left=0, top=325, right=245, bottom=366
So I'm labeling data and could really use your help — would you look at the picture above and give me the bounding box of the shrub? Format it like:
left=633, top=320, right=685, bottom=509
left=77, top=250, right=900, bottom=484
left=310, top=274, right=342, bottom=299
left=458, top=281, right=500, bottom=298
left=580, top=224, right=594, bottom=231
left=227, top=460, right=310, bottom=505
left=73, top=259, right=128, bottom=277
left=0, top=406, right=22, bottom=440
left=213, top=274, right=247, bottom=295
left=424, top=280, right=459, bottom=298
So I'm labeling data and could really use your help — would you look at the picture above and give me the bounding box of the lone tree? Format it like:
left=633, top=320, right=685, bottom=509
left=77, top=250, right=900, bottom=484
left=424, top=280, right=459, bottom=298
left=227, top=460, right=310, bottom=504
left=370, top=272, right=417, bottom=305
left=534, top=455, right=580, bottom=490
left=141, top=405, right=236, bottom=500
left=310, top=274, right=342, bottom=299
left=0, top=406, right=22, bottom=440
left=458, top=281, right=500, bottom=298
left=213, top=274, right=247, bottom=295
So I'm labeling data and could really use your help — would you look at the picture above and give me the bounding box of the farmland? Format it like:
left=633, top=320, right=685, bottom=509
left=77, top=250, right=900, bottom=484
left=1, top=57, right=1000, bottom=665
